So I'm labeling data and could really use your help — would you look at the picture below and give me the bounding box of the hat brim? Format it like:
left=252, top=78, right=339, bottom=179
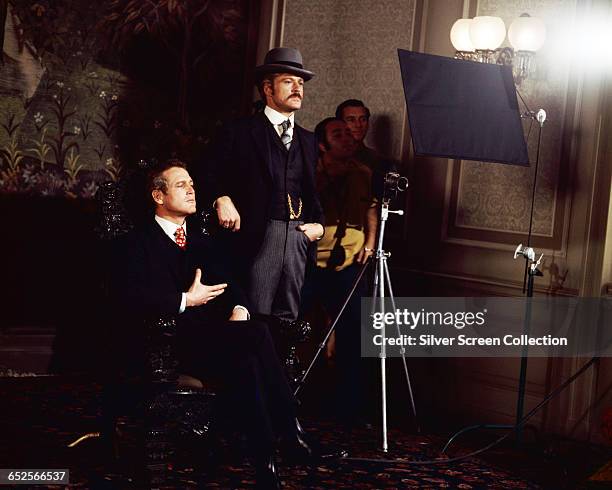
left=255, top=64, right=315, bottom=81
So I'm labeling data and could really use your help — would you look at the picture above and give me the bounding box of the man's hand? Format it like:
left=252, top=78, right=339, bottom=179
left=215, top=195, right=241, bottom=231
left=185, top=268, right=227, bottom=307
left=298, top=223, right=324, bottom=242
left=229, top=307, right=249, bottom=321
left=355, top=246, right=374, bottom=264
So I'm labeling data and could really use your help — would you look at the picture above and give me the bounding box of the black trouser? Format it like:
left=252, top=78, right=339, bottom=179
left=177, top=318, right=296, bottom=454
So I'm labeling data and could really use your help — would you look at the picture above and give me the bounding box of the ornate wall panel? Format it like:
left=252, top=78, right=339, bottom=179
left=448, top=0, right=577, bottom=249
left=282, top=0, right=416, bottom=160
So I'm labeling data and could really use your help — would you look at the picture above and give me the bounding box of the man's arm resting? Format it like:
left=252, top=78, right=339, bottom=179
left=214, top=195, right=241, bottom=231
left=298, top=222, right=324, bottom=242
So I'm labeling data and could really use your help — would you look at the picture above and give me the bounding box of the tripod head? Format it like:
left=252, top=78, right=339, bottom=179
left=382, top=172, right=409, bottom=205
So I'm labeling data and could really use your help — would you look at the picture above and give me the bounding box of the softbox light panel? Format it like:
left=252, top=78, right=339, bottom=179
left=398, top=49, right=529, bottom=166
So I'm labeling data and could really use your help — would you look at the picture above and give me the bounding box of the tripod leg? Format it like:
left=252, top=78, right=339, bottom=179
left=376, top=257, right=389, bottom=452
left=294, top=260, right=371, bottom=398
left=382, top=257, right=420, bottom=433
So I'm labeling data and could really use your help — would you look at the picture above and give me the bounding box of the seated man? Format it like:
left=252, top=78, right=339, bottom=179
left=111, top=159, right=322, bottom=489
left=302, top=118, right=376, bottom=426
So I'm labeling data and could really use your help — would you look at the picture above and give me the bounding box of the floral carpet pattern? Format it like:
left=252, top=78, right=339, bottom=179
left=0, top=376, right=543, bottom=489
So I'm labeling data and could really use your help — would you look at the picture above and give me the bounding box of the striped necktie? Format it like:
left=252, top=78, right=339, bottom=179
left=279, top=119, right=292, bottom=149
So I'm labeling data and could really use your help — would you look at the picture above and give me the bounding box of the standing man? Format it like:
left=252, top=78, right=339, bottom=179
left=208, top=48, right=324, bottom=325
left=335, top=98, right=396, bottom=199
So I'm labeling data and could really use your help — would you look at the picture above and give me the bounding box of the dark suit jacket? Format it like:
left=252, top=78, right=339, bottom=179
left=206, top=112, right=324, bottom=268
left=111, top=216, right=248, bottom=338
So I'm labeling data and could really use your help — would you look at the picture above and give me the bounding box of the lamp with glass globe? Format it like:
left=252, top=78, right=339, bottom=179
left=469, top=16, right=506, bottom=63
left=450, top=18, right=477, bottom=61
left=508, top=14, right=547, bottom=83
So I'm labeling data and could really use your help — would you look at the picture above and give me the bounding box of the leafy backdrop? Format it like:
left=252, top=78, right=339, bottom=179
left=0, top=0, right=253, bottom=198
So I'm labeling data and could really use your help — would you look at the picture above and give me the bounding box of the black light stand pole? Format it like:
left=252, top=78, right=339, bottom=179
left=513, top=245, right=544, bottom=442
left=442, top=107, right=547, bottom=449
left=514, top=108, right=546, bottom=441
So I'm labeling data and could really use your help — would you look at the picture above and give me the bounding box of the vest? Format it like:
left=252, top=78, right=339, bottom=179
left=267, top=122, right=304, bottom=220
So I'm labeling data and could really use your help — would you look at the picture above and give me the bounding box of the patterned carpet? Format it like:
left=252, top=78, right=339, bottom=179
left=0, top=375, right=599, bottom=489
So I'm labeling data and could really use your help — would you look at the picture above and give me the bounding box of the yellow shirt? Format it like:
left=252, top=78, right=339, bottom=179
left=316, top=158, right=375, bottom=271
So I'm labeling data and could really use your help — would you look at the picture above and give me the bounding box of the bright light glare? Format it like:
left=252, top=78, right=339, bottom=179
left=545, top=12, right=612, bottom=75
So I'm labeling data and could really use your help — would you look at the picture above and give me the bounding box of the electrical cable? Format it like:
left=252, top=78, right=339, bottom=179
left=343, top=356, right=598, bottom=466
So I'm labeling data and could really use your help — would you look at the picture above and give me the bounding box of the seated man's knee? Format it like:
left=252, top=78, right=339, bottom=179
left=242, top=319, right=273, bottom=347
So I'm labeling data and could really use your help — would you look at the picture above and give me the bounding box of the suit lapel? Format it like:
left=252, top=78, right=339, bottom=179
left=250, top=112, right=273, bottom=181
left=146, top=220, right=184, bottom=286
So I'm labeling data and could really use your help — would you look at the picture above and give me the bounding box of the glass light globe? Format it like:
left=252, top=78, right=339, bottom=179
left=508, top=14, right=546, bottom=52
left=469, top=16, right=506, bottom=50
left=450, top=19, right=475, bottom=52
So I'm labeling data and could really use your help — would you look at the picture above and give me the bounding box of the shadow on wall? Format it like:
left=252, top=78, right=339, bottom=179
left=370, top=114, right=394, bottom=156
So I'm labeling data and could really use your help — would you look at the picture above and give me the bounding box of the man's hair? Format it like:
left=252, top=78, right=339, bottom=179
left=335, top=99, right=371, bottom=120
left=147, top=158, right=187, bottom=195
left=257, top=73, right=281, bottom=100
left=314, top=117, right=342, bottom=152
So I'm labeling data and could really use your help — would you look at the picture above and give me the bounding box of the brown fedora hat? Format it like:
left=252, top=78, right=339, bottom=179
left=255, top=47, right=315, bottom=81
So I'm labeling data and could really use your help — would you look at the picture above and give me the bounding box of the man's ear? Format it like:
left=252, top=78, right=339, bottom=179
left=263, top=80, right=273, bottom=98
left=318, top=141, right=326, bottom=153
left=152, top=189, right=164, bottom=205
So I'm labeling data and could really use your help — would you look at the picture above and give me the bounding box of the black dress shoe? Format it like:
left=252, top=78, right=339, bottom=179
left=255, top=455, right=282, bottom=489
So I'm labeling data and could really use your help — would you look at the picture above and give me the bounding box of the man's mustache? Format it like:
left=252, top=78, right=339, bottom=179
left=287, top=93, right=302, bottom=100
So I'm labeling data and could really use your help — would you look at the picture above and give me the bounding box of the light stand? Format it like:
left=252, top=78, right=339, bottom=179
left=442, top=100, right=548, bottom=448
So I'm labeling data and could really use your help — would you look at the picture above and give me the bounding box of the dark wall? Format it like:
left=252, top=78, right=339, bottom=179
left=0, top=1, right=260, bottom=373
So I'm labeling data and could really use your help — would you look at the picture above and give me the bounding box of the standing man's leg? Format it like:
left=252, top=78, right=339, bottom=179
left=271, top=220, right=309, bottom=321
left=248, top=221, right=286, bottom=317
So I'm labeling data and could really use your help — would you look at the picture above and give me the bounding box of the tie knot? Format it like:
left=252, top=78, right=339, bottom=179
left=280, top=119, right=291, bottom=132
left=174, top=226, right=186, bottom=249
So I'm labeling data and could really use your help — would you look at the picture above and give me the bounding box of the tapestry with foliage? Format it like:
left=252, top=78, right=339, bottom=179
left=0, top=0, right=254, bottom=198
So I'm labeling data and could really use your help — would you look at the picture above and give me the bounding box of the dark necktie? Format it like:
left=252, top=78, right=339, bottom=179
left=174, top=226, right=187, bottom=249
left=279, top=119, right=292, bottom=149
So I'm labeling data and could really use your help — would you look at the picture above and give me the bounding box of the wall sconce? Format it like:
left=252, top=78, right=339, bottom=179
left=450, top=14, right=546, bottom=84
left=470, top=16, right=507, bottom=62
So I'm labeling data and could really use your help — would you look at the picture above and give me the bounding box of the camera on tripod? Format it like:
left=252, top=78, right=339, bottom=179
left=383, top=172, right=409, bottom=203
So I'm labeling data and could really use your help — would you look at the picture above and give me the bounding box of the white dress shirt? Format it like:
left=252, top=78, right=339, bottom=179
left=264, top=105, right=295, bottom=141
left=154, top=215, right=248, bottom=318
